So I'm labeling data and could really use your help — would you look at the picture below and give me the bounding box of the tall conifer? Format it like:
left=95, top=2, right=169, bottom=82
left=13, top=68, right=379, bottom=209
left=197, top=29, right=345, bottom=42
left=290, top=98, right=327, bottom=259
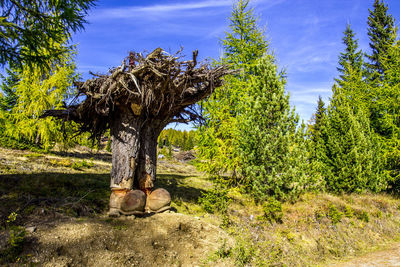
left=322, top=22, right=385, bottom=193
left=238, top=55, right=309, bottom=201
left=307, top=96, right=329, bottom=187
left=324, top=86, right=384, bottom=193
left=336, top=24, right=363, bottom=87
left=197, top=0, right=268, bottom=182
left=365, top=0, right=396, bottom=80
left=375, top=35, right=400, bottom=190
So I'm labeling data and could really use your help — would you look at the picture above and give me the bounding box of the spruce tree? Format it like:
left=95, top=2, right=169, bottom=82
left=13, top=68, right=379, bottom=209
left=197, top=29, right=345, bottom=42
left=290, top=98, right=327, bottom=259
left=375, top=36, right=400, bottom=190
left=320, top=22, right=385, bottom=193
left=307, top=96, right=329, bottom=188
left=197, top=0, right=268, bottom=182
left=365, top=0, right=396, bottom=80
left=335, top=24, right=363, bottom=87
left=0, top=68, right=19, bottom=111
left=238, top=55, right=309, bottom=201
left=309, top=96, right=327, bottom=144
left=324, top=86, right=384, bottom=193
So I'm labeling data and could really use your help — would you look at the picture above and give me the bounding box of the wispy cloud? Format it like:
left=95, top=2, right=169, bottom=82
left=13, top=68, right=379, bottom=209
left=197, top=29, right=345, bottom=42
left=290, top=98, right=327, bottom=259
left=281, top=41, right=338, bottom=73
left=91, top=0, right=287, bottom=20
left=91, top=0, right=232, bottom=20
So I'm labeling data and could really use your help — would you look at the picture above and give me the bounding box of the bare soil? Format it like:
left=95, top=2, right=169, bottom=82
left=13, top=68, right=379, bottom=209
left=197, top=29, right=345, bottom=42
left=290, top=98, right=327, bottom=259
left=331, top=243, right=400, bottom=267
left=26, top=213, right=233, bottom=266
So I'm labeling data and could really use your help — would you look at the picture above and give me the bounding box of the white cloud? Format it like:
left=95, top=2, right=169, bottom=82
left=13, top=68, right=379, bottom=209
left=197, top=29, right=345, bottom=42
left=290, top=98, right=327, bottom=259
left=91, top=0, right=233, bottom=20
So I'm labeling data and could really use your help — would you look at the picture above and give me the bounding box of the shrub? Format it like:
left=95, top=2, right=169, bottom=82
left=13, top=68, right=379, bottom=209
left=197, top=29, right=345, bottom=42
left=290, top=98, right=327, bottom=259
left=71, top=159, right=94, bottom=170
left=356, top=210, right=370, bottom=223
left=344, top=205, right=354, bottom=218
left=0, top=212, right=26, bottom=264
left=261, top=197, right=283, bottom=223
left=198, top=186, right=230, bottom=214
left=327, top=204, right=343, bottom=224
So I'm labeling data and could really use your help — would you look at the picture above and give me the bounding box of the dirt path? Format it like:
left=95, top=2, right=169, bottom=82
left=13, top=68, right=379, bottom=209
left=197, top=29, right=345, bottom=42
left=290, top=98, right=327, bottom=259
left=332, top=243, right=400, bottom=267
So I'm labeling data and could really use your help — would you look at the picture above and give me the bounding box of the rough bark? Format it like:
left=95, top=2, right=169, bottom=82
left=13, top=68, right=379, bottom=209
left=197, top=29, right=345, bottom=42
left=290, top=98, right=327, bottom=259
left=110, top=106, right=140, bottom=189
left=136, top=124, right=163, bottom=191
left=110, top=105, right=165, bottom=191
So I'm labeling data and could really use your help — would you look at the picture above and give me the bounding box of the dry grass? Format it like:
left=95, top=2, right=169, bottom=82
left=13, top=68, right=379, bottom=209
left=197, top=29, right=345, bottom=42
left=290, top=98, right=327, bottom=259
left=1, top=147, right=400, bottom=266
left=209, top=191, right=400, bottom=266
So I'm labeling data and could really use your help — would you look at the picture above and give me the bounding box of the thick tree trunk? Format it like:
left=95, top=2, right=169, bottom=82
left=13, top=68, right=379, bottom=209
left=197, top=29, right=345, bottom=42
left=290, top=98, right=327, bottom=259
left=110, top=106, right=164, bottom=192
left=110, top=107, right=140, bottom=189
left=136, top=125, right=161, bottom=192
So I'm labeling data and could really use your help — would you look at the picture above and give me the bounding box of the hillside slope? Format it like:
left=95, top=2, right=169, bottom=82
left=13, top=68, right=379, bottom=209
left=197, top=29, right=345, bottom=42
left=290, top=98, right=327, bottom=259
left=1, top=147, right=400, bottom=266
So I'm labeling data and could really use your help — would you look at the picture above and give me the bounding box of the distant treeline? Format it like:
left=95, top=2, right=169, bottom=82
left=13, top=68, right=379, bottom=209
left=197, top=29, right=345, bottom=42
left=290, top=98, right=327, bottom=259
left=157, top=128, right=196, bottom=151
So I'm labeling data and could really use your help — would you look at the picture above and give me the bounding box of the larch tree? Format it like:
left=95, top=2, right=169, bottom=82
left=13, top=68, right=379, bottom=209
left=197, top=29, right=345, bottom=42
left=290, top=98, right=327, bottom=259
left=196, top=0, right=268, bottom=183
left=0, top=0, right=95, bottom=69
left=1, top=44, right=78, bottom=150
left=42, top=48, right=232, bottom=216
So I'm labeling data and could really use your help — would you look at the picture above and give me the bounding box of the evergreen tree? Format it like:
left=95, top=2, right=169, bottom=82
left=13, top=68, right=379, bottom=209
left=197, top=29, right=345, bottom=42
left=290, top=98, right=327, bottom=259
left=238, top=55, right=310, bottom=201
left=365, top=0, right=396, bottom=80
left=321, top=21, right=385, bottom=193
left=309, top=96, right=327, bottom=144
left=197, top=0, right=268, bottom=182
left=0, top=0, right=95, bottom=69
left=374, top=35, right=400, bottom=190
left=335, top=24, right=363, bottom=87
left=323, top=86, right=384, bottom=193
left=307, top=96, right=329, bottom=187
left=0, top=68, right=19, bottom=111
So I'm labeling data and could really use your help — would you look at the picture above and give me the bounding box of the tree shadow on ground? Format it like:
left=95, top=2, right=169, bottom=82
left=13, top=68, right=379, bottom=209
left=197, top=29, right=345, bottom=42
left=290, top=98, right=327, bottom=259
left=0, top=172, right=206, bottom=226
left=0, top=173, right=110, bottom=227
left=157, top=173, right=207, bottom=204
left=50, top=151, right=112, bottom=162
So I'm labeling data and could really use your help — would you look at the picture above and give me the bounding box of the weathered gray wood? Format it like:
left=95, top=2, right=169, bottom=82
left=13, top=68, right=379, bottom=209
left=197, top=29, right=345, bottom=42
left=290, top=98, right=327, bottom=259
left=110, top=106, right=140, bottom=189
left=136, top=125, right=162, bottom=191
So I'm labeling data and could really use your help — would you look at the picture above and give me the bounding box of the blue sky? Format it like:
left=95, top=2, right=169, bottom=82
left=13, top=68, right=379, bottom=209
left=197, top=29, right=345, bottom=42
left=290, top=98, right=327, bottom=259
left=72, top=0, right=400, bottom=129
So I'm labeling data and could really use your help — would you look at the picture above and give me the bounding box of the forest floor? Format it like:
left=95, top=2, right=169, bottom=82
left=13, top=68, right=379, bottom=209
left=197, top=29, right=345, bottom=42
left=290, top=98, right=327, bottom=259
left=1, top=147, right=400, bottom=266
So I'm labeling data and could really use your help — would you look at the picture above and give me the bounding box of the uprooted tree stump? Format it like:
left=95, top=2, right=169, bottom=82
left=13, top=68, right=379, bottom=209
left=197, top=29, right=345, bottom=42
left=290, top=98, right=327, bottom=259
left=42, top=48, right=231, bottom=212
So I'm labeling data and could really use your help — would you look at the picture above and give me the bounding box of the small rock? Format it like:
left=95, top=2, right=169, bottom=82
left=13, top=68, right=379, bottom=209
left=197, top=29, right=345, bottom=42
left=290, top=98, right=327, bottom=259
left=249, top=215, right=254, bottom=221
left=26, top=226, right=36, bottom=233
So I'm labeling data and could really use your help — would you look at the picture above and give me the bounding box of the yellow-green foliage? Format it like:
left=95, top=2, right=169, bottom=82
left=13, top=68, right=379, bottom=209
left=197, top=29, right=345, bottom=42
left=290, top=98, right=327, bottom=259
left=0, top=212, right=26, bottom=264
left=158, top=128, right=196, bottom=151
left=260, top=197, right=283, bottom=223
left=2, top=43, right=79, bottom=150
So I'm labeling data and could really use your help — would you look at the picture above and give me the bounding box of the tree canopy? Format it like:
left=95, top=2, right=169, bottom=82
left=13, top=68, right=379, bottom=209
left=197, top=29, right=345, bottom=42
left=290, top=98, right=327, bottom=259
left=0, top=0, right=95, bottom=69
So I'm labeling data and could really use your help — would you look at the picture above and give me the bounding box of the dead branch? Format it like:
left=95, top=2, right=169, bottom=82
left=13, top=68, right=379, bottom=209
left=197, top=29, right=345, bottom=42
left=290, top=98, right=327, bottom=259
left=42, top=48, right=235, bottom=139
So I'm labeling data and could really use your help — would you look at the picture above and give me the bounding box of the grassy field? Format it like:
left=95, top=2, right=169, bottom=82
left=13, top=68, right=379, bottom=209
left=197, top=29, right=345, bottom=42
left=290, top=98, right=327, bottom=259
left=1, top=147, right=400, bottom=266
